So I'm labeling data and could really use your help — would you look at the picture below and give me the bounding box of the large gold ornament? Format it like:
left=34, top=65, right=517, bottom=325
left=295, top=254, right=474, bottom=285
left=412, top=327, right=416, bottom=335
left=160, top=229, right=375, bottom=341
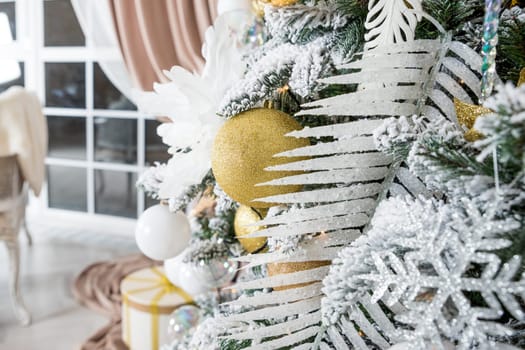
left=251, top=0, right=266, bottom=17
left=211, top=108, right=310, bottom=208
left=234, top=205, right=267, bottom=253
left=454, top=98, right=492, bottom=142
left=260, top=0, right=298, bottom=6
left=267, top=260, right=331, bottom=291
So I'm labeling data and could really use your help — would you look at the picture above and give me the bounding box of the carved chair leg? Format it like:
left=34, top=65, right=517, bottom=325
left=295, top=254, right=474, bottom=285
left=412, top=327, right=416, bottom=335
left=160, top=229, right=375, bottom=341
left=22, top=218, right=32, bottom=246
left=5, top=235, right=31, bottom=326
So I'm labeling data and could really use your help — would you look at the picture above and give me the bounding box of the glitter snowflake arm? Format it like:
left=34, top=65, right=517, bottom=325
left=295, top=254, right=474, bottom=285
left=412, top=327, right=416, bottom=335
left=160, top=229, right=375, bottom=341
left=323, top=196, right=524, bottom=349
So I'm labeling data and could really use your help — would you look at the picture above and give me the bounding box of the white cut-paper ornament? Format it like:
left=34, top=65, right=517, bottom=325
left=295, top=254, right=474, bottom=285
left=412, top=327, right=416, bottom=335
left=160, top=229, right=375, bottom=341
left=364, top=0, right=423, bottom=50
left=135, top=204, right=191, bottom=260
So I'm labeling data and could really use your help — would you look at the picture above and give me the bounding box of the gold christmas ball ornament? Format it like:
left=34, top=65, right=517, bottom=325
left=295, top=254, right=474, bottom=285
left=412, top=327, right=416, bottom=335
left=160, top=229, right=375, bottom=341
left=251, top=0, right=266, bottom=17
left=211, top=108, right=310, bottom=208
left=267, top=260, right=331, bottom=291
left=234, top=205, right=267, bottom=253
left=259, top=0, right=298, bottom=6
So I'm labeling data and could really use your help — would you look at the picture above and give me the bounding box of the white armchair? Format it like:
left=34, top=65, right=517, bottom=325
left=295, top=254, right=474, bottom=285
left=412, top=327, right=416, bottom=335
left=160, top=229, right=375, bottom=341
left=0, top=155, right=31, bottom=326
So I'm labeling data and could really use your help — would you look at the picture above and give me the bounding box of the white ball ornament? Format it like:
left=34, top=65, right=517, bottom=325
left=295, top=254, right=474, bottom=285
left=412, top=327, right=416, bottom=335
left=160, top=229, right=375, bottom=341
left=163, top=248, right=238, bottom=297
left=164, top=252, right=210, bottom=297
left=163, top=253, right=183, bottom=286
left=135, top=204, right=191, bottom=260
left=175, top=259, right=213, bottom=297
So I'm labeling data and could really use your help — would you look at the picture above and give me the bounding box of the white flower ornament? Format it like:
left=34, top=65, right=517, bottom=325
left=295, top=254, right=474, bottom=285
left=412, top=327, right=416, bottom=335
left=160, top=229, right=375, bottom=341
left=136, top=16, right=246, bottom=201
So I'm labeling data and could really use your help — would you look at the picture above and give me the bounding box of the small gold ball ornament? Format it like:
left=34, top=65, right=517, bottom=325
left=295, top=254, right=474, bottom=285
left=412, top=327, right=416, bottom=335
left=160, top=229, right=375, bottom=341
left=234, top=205, right=267, bottom=253
left=267, top=260, right=331, bottom=291
left=211, top=108, right=310, bottom=208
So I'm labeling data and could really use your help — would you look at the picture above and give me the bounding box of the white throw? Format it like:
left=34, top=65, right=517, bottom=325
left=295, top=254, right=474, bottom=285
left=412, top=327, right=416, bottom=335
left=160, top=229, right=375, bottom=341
left=0, top=87, right=47, bottom=196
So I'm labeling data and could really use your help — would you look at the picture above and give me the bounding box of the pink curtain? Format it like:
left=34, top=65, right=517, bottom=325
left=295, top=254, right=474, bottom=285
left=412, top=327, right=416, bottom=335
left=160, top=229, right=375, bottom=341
left=109, top=0, right=218, bottom=91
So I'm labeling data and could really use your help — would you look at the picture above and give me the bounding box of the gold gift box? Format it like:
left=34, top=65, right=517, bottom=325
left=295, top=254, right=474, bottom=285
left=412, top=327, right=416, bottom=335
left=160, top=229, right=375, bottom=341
left=121, top=266, right=192, bottom=350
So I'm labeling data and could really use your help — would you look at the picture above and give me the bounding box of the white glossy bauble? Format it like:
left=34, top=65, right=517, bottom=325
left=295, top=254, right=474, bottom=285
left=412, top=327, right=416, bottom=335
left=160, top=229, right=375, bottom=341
left=164, top=249, right=238, bottom=297
left=168, top=256, right=210, bottom=297
left=163, top=253, right=183, bottom=286
left=191, top=258, right=238, bottom=289
left=164, top=251, right=209, bottom=297
left=135, top=204, right=191, bottom=260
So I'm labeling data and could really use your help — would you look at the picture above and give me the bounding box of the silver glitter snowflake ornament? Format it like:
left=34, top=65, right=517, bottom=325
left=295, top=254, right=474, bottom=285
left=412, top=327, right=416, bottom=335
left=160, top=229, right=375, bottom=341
left=323, top=196, right=525, bottom=349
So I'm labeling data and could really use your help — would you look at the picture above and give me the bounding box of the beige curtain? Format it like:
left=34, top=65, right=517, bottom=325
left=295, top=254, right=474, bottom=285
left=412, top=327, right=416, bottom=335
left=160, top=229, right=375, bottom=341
left=109, top=0, right=218, bottom=91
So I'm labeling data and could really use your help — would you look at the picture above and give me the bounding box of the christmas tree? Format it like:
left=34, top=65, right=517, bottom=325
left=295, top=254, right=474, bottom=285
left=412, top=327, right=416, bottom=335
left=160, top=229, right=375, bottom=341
left=135, top=0, right=525, bottom=349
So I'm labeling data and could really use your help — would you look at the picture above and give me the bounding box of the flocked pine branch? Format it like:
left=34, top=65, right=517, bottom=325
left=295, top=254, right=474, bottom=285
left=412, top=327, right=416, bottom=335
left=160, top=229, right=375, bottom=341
left=406, top=115, right=497, bottom=191
left=474, top=82, right=525, bottom=175
left=378, top=82, right=525, bottom=269
left=219, top=36, right=333, bottom=117
left=218, top=1, right=370, bottom=118
left=168, top=171, right=216, bottom=212
left=264, top=0, right=349, bottom=44
left=136, top=162, right=166, bottom=200
left=393, top=83, right=525, bottom=212
left=416, top=0, right=483, bottom=40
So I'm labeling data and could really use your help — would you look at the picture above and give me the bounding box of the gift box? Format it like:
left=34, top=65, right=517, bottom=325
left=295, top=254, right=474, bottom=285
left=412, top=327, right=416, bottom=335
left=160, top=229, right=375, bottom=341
left=121, top=266, right=192, bottom=350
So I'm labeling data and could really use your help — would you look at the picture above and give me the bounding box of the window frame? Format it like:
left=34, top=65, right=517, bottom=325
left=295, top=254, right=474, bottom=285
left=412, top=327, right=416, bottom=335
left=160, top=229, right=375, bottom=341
left=0, top=0, right=164, bottom=228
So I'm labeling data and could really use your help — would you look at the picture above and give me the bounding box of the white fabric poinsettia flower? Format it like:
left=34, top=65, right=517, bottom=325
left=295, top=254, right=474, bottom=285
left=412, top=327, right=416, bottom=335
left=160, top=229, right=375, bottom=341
left=136, top=15, right=246, bottom=200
